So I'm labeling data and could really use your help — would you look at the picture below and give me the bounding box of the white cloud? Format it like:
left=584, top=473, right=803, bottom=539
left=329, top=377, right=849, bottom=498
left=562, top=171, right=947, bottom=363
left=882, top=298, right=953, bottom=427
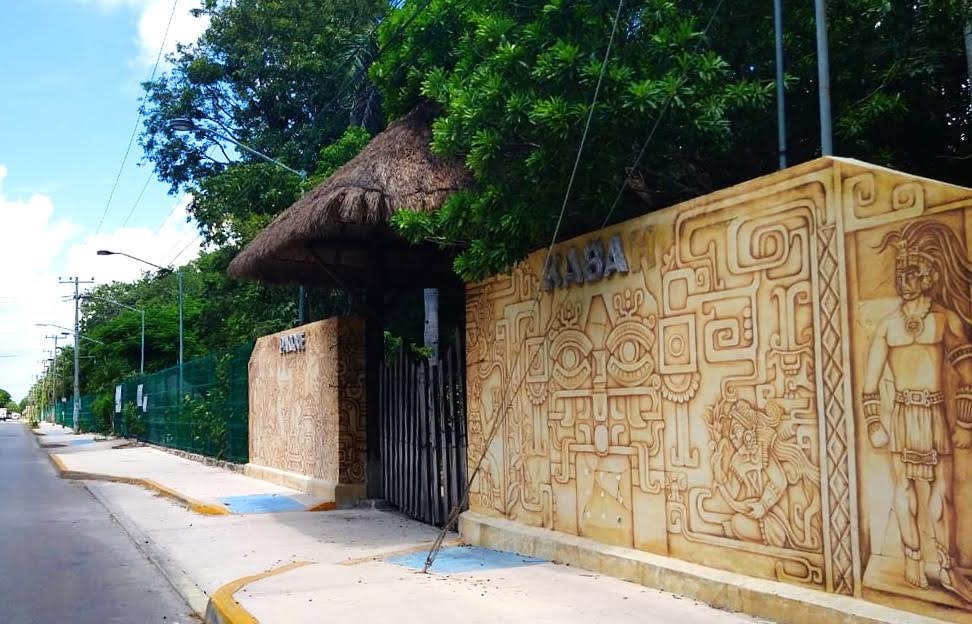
left=69, top=0, right=209, bottom=67
left=0, top=165, right=200, bottom=402
left=135, top=0, right=209, bottom=67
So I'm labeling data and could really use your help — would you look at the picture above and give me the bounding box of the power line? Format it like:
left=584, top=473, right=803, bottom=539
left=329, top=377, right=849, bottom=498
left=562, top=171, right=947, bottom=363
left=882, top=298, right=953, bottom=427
left=119, top=171, right=155, bottom=229
left=156, top=192, right=190, bottom=232
left=599, top=0, right=727, bottom=229
left=167, top=233, right=202, bottom=267
left=94, top=0, right=181, bottom=234
left=422, top=0, right=731, bottom=573
left=422, top=0, right=628, bottom=572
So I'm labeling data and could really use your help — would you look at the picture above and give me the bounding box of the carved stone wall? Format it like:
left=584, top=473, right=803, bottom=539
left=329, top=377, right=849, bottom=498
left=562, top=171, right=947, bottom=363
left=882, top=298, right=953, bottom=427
left=248, top=317, right=367, bottom=500
left=465, top=157, right=972, bottom=621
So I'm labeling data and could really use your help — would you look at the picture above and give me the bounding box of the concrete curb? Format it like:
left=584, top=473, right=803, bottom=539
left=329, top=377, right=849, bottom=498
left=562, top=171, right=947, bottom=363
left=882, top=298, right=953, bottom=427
left=48, top=453, right=232, bottom=516
left=204, top=561, right=312, bottom=624
left=461, top=511, right=954, bottom=624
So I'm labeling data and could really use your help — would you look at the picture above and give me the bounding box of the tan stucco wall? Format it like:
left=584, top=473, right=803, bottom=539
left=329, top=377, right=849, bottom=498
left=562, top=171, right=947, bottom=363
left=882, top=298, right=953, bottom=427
left=247, top=317, right=366, bottom=501
left=465, top=157, right=972, bottom=621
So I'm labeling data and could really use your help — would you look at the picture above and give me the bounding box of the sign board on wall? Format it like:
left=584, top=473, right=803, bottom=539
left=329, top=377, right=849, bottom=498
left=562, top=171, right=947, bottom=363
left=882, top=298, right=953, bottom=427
left=279, top=331, right=307, bottom=354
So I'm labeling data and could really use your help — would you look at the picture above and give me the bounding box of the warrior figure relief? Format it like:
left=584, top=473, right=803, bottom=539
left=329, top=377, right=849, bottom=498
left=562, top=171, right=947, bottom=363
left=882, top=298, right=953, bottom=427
left=707, top=399, right=820, bottom=549
left=862, top=220, right=972, bottom=603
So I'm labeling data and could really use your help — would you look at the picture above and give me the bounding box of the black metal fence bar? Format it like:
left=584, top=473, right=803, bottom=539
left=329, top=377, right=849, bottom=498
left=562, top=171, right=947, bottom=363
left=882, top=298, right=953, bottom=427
left=378, top=335, right=468, bottom=527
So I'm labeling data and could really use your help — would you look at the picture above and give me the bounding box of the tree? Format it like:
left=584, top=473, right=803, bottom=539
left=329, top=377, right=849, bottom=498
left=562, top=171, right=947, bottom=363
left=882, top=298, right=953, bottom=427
left=0, top=389, right=11, bottom=408
left=372, top=0, right=771, bottom=280
left=704, top=0, right=972, bottom=187
left=367, top=0, right=972, bottom=281
left=138, top=0, right=396, bottom=252
left=140, top=0, right=391, bottom=190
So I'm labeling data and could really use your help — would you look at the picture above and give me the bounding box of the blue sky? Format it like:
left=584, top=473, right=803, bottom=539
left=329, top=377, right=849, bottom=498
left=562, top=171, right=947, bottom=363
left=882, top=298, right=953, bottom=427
left=0, top=0, right=207, bottom=400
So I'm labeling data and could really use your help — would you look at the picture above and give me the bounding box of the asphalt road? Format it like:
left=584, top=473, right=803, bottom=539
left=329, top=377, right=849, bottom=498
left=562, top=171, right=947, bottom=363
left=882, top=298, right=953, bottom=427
left=0, top=422, right=196, bottom=623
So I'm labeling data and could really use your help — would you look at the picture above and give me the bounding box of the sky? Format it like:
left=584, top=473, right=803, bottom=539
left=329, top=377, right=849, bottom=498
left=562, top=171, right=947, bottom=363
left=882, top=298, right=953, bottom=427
left=0, top=0, right=210, bottom=401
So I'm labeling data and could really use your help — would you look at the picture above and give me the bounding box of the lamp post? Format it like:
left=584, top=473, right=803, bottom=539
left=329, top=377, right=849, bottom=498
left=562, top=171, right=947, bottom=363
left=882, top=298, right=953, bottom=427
left=169, top=118, right=307, bottom=179
left=81, top=295, right=145, bottom=375
left=96, top=250, right=182, bottom=398
left=169, top=117, right=308, bottom=325
left=36, top=324, right=104, bottom=346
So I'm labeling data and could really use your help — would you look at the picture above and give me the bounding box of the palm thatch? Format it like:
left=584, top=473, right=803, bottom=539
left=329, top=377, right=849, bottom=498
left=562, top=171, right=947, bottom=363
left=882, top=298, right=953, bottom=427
left=228, top=102, right=471, bottom=288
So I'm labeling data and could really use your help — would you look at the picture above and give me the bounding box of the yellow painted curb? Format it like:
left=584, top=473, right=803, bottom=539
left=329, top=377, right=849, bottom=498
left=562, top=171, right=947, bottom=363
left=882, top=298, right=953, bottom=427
left=48, top=453, right=231, bottom=516
left=205, top=561, right=311, bottom=624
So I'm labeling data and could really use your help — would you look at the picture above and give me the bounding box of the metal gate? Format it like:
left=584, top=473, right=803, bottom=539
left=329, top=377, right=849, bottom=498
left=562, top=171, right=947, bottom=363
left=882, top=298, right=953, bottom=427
left=378, top=335, right=467, bottom=526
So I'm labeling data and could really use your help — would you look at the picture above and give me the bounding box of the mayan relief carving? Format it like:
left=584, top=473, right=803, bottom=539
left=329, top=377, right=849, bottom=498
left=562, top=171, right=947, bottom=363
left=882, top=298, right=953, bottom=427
left=850, top=207, right=972, bottom=613
left=249, top=317, right=367, bottom=488
left=658, top=194, right=831, bottom=588
left=467, top=158, right=972, bottom=620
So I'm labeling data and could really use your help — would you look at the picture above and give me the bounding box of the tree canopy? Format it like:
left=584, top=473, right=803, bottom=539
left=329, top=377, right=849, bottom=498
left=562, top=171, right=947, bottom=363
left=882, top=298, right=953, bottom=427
left=29, top=0, right=972, bottom=404
left=138, top=0, right=392, bottom=248
left=373, top=0, right=971, bottom=280
left=373, top=0, right=773, bottom=279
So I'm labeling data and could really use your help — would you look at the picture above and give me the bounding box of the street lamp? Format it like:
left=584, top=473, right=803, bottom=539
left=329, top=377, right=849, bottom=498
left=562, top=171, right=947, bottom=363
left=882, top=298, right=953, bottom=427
left=169, top=117, right=309, bottom=325
left=169, top=118, right=307, bottom=179
left=35, top=324, right=104, bottom=346
left=81, top=295, right=145, bottom=375
left=96, top=250, right=183, bottom=398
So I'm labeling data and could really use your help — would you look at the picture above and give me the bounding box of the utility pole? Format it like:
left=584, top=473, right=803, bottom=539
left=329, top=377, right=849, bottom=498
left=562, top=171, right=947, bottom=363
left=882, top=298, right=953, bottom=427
left=814, top=0, right=833, bottom=156
left=44, top=333, right=66, bottom=423
left=60, top=277, right=94, bottom=432
left=774, top=0, right=787, bottom=169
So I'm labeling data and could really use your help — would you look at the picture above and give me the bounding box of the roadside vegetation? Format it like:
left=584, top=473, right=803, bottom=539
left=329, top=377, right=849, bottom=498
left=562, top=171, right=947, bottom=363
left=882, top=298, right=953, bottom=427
left=22, top=0, right=972, bottom=409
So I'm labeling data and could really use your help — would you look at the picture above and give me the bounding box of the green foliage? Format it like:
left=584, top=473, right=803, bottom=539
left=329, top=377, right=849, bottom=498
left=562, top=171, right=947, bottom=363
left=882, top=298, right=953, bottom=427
left=0, top=389, right=11, bottom=408
left=191, top=164, right=305, bottom=247
left=308, top=125, right=373, bottom=185
left=383, top=331, right=433, bottom=361
left=140, top=0, right=391, bottom=193
left=696, top=0, right=972, bottom=187
left=184, top=353, right=233, bottom=459
left=373, top=0, right=771, bottom=279
left=137, top=0, right=395, bottom=259
left=91, top=394, right=114, bottom=436
left=123, top=401, right=146, bottom=440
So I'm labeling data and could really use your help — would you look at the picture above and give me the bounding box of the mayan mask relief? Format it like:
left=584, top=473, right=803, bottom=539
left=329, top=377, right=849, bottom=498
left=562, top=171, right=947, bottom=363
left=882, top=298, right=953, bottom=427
left=466, top=158, right=972, bottom=621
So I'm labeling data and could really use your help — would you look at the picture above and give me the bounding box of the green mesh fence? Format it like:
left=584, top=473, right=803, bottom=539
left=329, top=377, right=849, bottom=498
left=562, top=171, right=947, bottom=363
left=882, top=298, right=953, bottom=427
left=39, top=342, right=252, bottom=461
left=47, top=397, right=95, bottom=431
left=53, top=402, right=70, bottom=427
left=111, top=342, right=253, bottom=463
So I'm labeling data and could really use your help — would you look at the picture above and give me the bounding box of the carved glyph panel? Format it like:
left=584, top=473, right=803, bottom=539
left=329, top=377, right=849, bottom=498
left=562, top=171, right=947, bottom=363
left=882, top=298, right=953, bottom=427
left=466, top=157, right=972, bottom=621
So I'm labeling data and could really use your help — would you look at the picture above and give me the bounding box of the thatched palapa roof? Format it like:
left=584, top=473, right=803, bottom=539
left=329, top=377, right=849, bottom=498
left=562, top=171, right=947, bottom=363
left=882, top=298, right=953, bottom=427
left=228, top=103, right=472, bottom=289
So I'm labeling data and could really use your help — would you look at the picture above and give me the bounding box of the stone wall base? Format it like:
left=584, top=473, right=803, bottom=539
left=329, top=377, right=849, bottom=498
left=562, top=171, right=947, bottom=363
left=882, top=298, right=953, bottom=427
left=459, top=511, right=953, bottom=624
left=244, top=463, right=365, bottom=506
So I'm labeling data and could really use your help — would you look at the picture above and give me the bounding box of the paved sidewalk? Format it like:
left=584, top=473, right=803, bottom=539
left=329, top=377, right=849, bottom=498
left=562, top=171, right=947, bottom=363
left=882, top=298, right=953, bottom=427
left=35, top=423, right=765, bottom=624
left=32, top=421, right=127, bottom=453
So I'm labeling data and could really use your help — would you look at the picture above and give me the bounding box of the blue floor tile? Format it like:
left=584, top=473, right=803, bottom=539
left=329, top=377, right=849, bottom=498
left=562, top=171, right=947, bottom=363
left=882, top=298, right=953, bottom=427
left=385, top=545, right=547, bottom=573
left=219, top=494, right=306, bottom=514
